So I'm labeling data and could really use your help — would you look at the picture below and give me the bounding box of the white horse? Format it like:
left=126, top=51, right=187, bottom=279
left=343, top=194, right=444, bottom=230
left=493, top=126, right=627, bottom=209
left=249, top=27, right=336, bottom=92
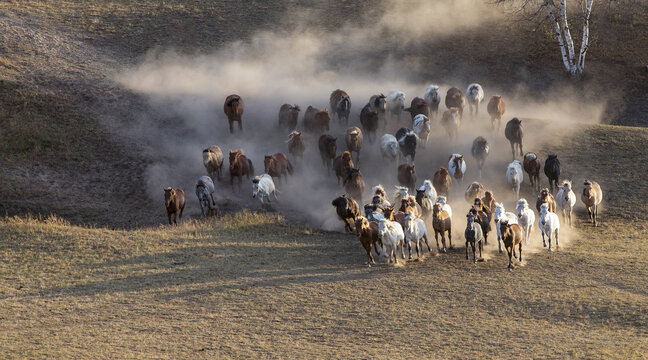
left=386, top=90, right=406, bottom=122
left=506, top=160, right=524, bottom=198
left=494, top=202, right=518, bottom=253
left=556, top=180, right=576, bottom=227
left=195, top=175, right=216, bottom=218
left=403, top=212, right=430, bottom=259
left=539, top=203, right=560, bottom=251
left=380, top=134, right=399, bottom=162
left=412, top=114, right=431, bottom=147
left=448, top=153, right=467, bottom=185
left=251, top=174, right=277, bottom=207
left=465, top=83, right=484, bottom=117
left=378, top=218, right=405, bottom=264
left=424, top=85, right=441, bottom=120
left=419, top=179, right=438, bottom=204
left=516, top=199, right=535, bottom=244
left=436, top=196, right=452, bottom=218
left=392, top=186, right=409, bottom=208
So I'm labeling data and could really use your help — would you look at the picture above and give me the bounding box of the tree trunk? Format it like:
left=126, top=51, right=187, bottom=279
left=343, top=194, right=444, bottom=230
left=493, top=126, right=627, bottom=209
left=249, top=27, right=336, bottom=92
left=543, top=0, right=593, bottom=76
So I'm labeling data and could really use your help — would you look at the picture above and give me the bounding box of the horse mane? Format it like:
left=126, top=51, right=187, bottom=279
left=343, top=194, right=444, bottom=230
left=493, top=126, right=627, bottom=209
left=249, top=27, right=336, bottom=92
left=583, top=180, right=592, bottom=187
left=561, top=180, right=572, bottom=189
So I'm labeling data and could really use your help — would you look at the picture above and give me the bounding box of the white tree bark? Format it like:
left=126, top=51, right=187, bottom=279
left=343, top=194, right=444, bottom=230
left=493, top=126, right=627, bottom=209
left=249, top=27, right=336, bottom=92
left=543, top=0, right=593, bottom=76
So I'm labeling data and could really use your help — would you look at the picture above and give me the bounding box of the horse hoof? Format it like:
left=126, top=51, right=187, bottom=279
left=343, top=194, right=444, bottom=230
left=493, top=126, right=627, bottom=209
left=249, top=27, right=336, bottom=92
left=498, top=249, right=503, bottom=254
left=508, top=267, right=512, bottom=272
left=549, top=247, right=554, bottom=252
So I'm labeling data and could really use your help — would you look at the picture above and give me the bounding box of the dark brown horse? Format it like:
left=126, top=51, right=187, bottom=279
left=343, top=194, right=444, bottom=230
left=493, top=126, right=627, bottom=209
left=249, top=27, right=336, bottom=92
left=264, top=153, right=293, bottom=183
left=304, top=106, right=331, bottom=133
left=523, top=152, right=541, bottom=192
left=224, top=94, right=244, bottom=133
left=334, top=151, right=354, bottom=185
left=397, top=164, right=416, bottom=192
left=164, top=187, right=185, bottom=226
left=445, top=87, right=465, bottom=118
left=344, top=168, right=365, bottom=204
left=360, top=103, right=379, bottom=144
left=287, top=131, right=305, bottom=162
left=332, top=194, right=361, bottom=233
left=433, top=167, right=452, bottom=197
left=318, top=135, right=337, bottom=173
left=500, top=221, right=524, bottom=271
left=229, top=149, right=254, bottom=192
left=404, top=97, right=429, bottom=120
left=278, top=104, right=300, bottom=130
left=505, top=118, right=524, bottom=160
left=330, top=89, right=351, bottom=125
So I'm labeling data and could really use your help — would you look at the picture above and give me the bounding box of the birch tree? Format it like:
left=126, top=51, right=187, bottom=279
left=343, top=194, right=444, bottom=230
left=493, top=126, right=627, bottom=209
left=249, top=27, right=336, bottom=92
left=542, top=0, right=594, bottom=76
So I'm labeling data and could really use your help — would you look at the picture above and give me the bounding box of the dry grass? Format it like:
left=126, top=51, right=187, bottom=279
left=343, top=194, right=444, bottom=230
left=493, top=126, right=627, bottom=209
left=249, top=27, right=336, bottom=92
left=0, top=126, right=646, bottom=358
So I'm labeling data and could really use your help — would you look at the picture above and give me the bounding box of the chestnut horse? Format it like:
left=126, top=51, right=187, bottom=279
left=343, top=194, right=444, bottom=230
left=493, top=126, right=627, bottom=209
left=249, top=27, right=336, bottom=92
left=287, top=131, right=305, bottom=162
left=224, top=94, right=244, bottom=133
left=229, top=149, right=254, bottom=192
left=278, top=104, right=300, bottom=130
left=433, top=167, right=452, bottom=197
left=264, top=153, right=293, bottom=183
left=536, top=188, right=557, bottom=213
left=523, top=152, right=541, bottom=192
left=164, top=187, right=185, bottom=226
left=303, top=106, right=331, bottom=133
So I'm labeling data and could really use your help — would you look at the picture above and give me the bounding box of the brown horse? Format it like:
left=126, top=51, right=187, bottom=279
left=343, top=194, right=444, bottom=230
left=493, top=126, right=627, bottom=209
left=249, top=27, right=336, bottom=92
left=304, top=106, right=331, bottom=133
left=523, top=152, right=541, bottom=192
left=287, top=131, right=305, bottom=162
left=229, top=149, right=254, bottom=192
left=505, top=118, right=524, bottom=160
left=344, top=168, right=365, bottom=204
left=355, top=217, right=382, bottom=265
left=536, top=188, right=557, bottom=213
left=486, top=95, right=506, bottom=131
left=445, top=87, right=465, bottom=118
left=441, top=108, right=461, bottom=141
left=581, top=180, right=603, bottom=226
left=500, top=221, right=524, bottom=271
left=224, top=94, right=244, bottom=133
left=318, top=134, right=337, bottom=173
left=464, top=182, right=485, bottom=204
left=278, top=104, right=300, bottom=130
left=345, top=126, right=363, bottom=163
left=332, top=194, right=361, bottom=233
left=264, top=153, right=293, bottom=183
left=202, top=145, right=223, bottom=182
left=330, top=89, right=351, bottom=125
left=334, top=151, right=354, bottom=185
left=164, top=187, right=185, bottom=226
left=433, top=167, right=452, bottom=197
left=397, top=164, right=416, bottom=192
left=404, top=97, right=429, bottom=120
left=433, top=203, right=452, bottom=252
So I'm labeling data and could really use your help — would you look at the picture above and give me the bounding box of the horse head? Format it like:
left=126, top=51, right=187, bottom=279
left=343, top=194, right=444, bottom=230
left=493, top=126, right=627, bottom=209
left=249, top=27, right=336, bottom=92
left=164, top=187, right=175, bottom=207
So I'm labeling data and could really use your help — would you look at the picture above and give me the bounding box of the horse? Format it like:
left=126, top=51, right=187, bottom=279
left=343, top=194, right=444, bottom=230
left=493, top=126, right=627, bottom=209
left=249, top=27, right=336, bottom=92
left=465, top=182, right=486, bottom=205
left=195, top=176, right=216, bottom=218
left=465, top=212, right=484, bottom=263
left=536, top=188, right=557, bottom=213
left=202, top=145, right=223, bottom=182
left=332, top=194, right=361, bottom=233
left=380, top=134, right=399, bottom=162
left=264, top=153, right=293, bottom=184
left=377, top=218, right=405, bottom=264
left=403, top=211, right=430, bottom=260
left=318, top=135, right=337, bottom=173
left=278, top=104, right=300, bottom=130
left=445, top=87, right=465, bottom=118
left=229, top=149, right=254, bottom=192
left=396, top=129, right=417, bottom=164
left=436, top=196, right=453, bottom=218
left=424, top=85, right=441, bottom=120
left=516, top=199, right=535, bottom=244
left=345, top=127, right=363, bottom=163
left=224, top=94, right=244, bottom=133
left=330, top=89, right=351, bottom=125
left=360, top=103, right=379, bottom=144
left=397, top=164, right=416, bottom=193
left=539, top=203, right=560, bottom=251
left=505, top=118, right=524, bottom=160
left=164, top=187, right=185, bottom=226
left=448, top=154, right=466, bottom=185
left=556, top=180, right=577, bottom=227
left=252, top=174, right=278, bottom=209
left=355, top=216, right=383, bottom=265
left=499, top=221, right=524, bottom=271
left=398, top=196, right=422, bottom=219
left=415, top=188, right=434, bottom=227
left=386, top=90, right=406, bottom=123
left=372, top=184, right=391, bottom=207
left=392, top=186, right=410, bottom=210
left=334, top=151, right=354, bottom=185
left=404, top=97, right=429, bottom=121
left=486, top=95, right=505, bottom=131
left=412, top=114, right=431, bottom=148
left=471, top=136, right=489, bottom=178
left=441, top=108, right=461, bottom=141
left=465, top=83, right=484, bottom=118
left=287, top=131, right=305, bottom=162
left=582, top=180, right=603, bottom=227
left=544, top=154, right=562, bottom=193
left=523, top=152, right=541, bottom=192
left=433, top=167, right=452, bottom=197
left=494, top=202, right=518, bottom=253
left=432, top=203, right=453, bottom=252
left=482, top=191, right=495, bottom=215
left=369, top=94, right=387, bottom=129
left=344, top=168, right=365, bottom=204
left=507, top=160, right=524, bottom=198
left=303, top=106, right=330, bottom=134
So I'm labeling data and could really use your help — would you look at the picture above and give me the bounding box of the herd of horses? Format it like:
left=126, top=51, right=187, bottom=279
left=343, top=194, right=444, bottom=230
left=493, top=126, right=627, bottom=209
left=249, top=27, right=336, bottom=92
left=162, top=84, right=604, bottom=271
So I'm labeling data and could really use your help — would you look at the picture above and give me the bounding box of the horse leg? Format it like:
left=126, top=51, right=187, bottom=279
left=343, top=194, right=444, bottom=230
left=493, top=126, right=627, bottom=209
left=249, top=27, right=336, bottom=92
left=435, top=231, right=440, bottom=251
left=229, top=120, right=234, bottom=134
left=586, top=206, right=593, bottom=222
left=238, top=119, right=242, bottom=132
left=423, top=234, right=431, bottom=252
left=448, top=230, right=453, bottom=249
left=210, top=193, right=216, bottom=206
left=167, top=212, right=172, bottom=226
left=541, top=228, right=547, bottom=247
left=519, top=143, right=524, bottom=157
left=510, top=142, right=515, bottom=160
left=497, top=228, right=503, bottom=253
left=593, top=204, right=598, bottom=227
left=465, top=240, right=469, bottom=260
left=507, top=248, right=513, bottom=271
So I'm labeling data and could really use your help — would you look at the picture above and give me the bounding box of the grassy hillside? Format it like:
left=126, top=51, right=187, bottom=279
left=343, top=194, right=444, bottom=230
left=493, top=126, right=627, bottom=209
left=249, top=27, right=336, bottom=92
left=0, top=125, right=646, bottom=358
